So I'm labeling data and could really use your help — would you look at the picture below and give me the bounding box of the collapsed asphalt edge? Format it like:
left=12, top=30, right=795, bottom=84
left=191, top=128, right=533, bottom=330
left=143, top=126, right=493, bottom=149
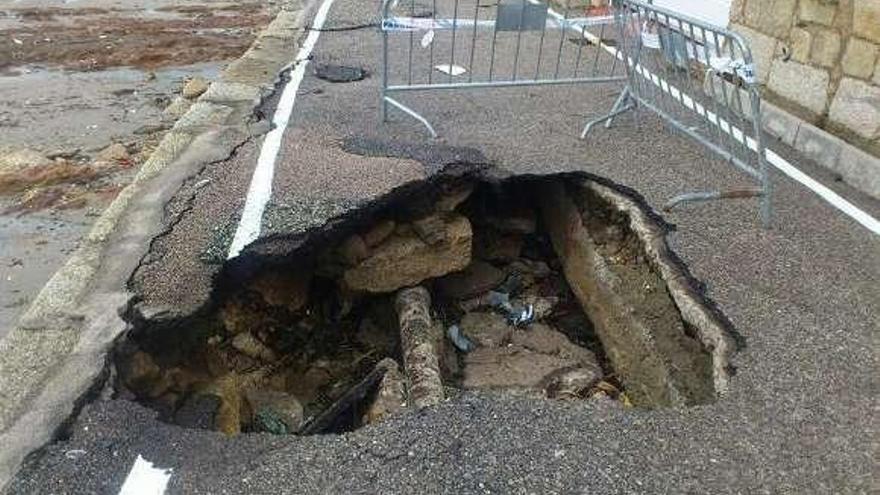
left=0, top=2, right=310, bottom=489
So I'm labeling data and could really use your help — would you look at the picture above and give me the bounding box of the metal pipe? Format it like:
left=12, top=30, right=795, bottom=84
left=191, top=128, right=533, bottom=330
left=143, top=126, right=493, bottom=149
left=449, top=0, right=461, bottom=83
left=387, top=74, right=625, bottom=91
left=468, top=0, right=481, bottom=83
left=512, top=0, right=528, bottom=80
left=663, top=188, right=763, bottom=211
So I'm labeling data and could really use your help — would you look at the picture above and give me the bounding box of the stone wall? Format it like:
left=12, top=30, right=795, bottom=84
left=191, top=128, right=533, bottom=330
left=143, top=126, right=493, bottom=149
left=730, top=0, right=880, bottom=158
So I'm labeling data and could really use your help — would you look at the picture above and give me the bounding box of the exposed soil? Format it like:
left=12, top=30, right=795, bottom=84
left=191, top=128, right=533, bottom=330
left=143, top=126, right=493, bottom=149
left=115, top=173, right=720, bottom=437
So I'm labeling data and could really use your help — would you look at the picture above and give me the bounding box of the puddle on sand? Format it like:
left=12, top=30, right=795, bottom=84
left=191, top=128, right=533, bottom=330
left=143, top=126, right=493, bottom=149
left=0, top=210, right=89, bottom=339
left=0, top=62, right=221, bottom=152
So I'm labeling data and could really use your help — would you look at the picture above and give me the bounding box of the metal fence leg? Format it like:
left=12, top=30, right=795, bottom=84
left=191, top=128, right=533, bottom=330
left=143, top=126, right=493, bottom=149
left=580, top=86, right=635, bottom=139
left=752, top=93, right=773, bottom=228
left=663, top=188, right=764, bottom=212
left=384, top=96, right=439, bottom=138
left=760, top=188, right=772, bottom=228
left=382, top=23, right=389, bottom=123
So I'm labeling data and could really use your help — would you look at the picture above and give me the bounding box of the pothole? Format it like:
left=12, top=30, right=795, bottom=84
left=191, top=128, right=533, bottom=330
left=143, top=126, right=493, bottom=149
left=313, top=63, right=368, bottom=83
left=115, top=172, right=734, bottom=437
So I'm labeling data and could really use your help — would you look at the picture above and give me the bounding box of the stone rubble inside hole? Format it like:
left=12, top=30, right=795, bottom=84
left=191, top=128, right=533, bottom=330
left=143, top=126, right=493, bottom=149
left=113, top=176, right=728, bottom=436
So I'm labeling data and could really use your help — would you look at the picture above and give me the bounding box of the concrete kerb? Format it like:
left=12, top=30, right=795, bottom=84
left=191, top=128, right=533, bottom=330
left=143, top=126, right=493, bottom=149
left=0, top=2, right=307, bottom=489
left=221, top=12, right=306, bottom=89
left=584, top=181, right=736, bottom=396
left=711, top=74, right=880, bottom=200
left=0, top=295, right=128, bottom=489
left=762, top=99, right=880, bottom=199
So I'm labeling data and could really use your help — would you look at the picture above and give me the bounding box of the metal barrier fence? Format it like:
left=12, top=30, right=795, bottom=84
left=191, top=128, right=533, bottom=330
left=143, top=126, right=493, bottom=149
left=582, top=0, right=772, bottom=225
left=380, top=0, right=772, bottom=225
left=380, top=0, right=628, bottom=138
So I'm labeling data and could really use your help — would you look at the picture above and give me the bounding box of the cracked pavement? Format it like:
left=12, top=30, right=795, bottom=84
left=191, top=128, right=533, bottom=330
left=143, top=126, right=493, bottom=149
left=7, top=0, right=880, bottom=492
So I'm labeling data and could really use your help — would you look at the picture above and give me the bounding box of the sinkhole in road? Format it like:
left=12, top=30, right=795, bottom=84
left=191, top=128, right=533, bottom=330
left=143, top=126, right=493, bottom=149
left=114, top=172, right=733, bottom=437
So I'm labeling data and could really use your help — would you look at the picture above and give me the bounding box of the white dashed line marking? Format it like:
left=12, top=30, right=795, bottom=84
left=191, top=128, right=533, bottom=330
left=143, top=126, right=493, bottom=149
left=228, top=0, right=339, bottom=259
left=548, top=8, right=880, bottom=235
left=118, top=455, right=172, bottom=495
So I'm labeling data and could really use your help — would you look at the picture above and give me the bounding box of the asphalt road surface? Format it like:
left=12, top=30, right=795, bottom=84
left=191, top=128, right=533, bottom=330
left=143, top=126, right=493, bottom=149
left=9, top=0, right=880, bottom=492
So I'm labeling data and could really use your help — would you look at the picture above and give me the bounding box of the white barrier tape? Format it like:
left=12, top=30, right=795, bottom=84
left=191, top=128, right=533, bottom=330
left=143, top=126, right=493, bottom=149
left=382, top=15, right=614, bottom=32
left=708, top=56, right=756, bottom=84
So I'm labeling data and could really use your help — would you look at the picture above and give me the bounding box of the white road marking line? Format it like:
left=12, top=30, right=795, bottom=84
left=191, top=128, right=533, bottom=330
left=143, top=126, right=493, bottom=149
left=635, top=65, right=880, bottom=235
left=118, top=455, right=172, bottom=495
left=625, top=63, right=880, bottom=234
left=765, top=150, right=880, bottom=235
left=227, top=0, right=339, bottom=259
left=548, top=8, right=880, bottom=235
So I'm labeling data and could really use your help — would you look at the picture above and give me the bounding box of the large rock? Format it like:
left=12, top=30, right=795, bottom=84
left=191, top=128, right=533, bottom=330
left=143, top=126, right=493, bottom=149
left=789, top=28, right=811, bottom=63
left=506, top=259, right=551, bottom=286
left=511, top=323, right=599, bottom=370
left=205, top=374, right=244, bottom=435
left=434, top=183, right=473, bottom=212
left=344, top=215, right=472, bottom=293
left=182, top=77, right=210, bottom=99
left=95, top=143, right=130, bottom=164
left=436, top=260, right=505, bottom=299
left=729, top=0, right=745, bottom=23
left=362, top=219, right=396, bottom=247
left=459, top=311, right=512, bottom=348
left=120, top=351, right=161, bottom=394
left=338, top=235, right=369, bottom=265
left=220, top=296, right=265, bottom=335
left=244, top=389, right=304, bottom=433
left=286, top=365, right=333, bottom=404
left=365, top=359, right=406, bottom=424
left=395, top=287, right=445, bottom=408
left=516, top=294, right=559, bottom=321
left=457, top=314, right=600, bottom=392
left=251, top=270, right=311, bottom=312
left=544, top=367, right=602, bottom=399
left=484, top=209, right=536, bottom=235
left=231, top=332, right=277, bottom=363
left=473, top=228, right=523, bottom=262
left=412, top=214, right=447, bottom=246
left=461, top=347, right=582, bottom=390
left=0, top=146, right=51, bottom=174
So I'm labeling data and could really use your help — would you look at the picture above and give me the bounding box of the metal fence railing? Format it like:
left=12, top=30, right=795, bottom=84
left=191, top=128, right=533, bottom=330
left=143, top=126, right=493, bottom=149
left=380, top=0, right=627, bottom=138
left=582, top=0, right=772, bottom=225
left=380, top=0, right=773, bottom=225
